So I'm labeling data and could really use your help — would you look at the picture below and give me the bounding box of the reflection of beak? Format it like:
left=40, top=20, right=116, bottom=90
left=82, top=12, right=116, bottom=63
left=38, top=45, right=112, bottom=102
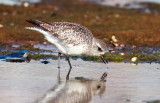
left=100, top=55, right=108, bottom=64
left=100, top=72, right=108, bottom=82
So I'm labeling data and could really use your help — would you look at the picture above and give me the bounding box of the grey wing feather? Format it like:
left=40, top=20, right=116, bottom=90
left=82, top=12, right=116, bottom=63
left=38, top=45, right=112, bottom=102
left=50, top=22, right=94, bottom=46
left=27, top=19, right=94, bottom=46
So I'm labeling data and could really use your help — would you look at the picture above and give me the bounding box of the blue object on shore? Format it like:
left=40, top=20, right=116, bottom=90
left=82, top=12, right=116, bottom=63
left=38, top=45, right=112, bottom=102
left=0, top=50, right=29, bottom=59
left=0, top=50, right=30, bottom=62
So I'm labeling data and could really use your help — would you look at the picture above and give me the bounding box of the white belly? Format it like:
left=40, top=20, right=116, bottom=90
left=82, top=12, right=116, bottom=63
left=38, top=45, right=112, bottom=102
left=26, top=27, right=87, bottom=55
left=45, top=34, right=67, bottom=54
left=66, top=44, right=86, bottom=56
left=45, top=35, right=87, bottom=55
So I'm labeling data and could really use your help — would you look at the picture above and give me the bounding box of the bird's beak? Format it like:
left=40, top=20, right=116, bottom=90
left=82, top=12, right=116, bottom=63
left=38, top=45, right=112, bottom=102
left=100, top=55, right=108, bottom=64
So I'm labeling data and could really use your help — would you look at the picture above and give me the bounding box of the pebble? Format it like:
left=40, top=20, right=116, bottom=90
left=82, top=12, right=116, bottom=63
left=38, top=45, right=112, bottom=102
left=0, top=24, right=4, bottom=28
left=131, top=57, right=138, bottom=62
left=23, top=2, right=30, bottom=8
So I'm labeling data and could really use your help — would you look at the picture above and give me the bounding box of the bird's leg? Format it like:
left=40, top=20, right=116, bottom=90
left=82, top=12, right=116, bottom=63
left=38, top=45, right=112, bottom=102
left=65, top=56, right=72, bottom=80
left=57, top=66, right=61, bottom=83
left=58, top=52, right=61, bottom=69
left=66, top=56, right=72, bottom=69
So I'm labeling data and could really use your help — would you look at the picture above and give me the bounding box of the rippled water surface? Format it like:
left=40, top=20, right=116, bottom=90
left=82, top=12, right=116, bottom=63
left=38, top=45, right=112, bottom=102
left=0, top=60, right=160, bottom=103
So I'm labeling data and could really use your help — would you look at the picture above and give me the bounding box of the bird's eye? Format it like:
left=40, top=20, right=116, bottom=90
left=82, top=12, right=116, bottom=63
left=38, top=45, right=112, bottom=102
left=97, top=85, right=101, bottom=89
left=98, top=47, right=102, bottom=52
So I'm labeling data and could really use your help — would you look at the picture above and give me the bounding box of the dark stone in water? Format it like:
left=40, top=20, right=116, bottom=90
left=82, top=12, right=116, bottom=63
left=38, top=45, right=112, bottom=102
left=6, top=58, right=25, bottom=63
left=41, top=60, right=50, bottom=64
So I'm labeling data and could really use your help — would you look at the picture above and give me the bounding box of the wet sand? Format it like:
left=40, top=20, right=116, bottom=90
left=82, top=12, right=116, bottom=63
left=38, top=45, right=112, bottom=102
left=0, top=59, right=160, bottom=103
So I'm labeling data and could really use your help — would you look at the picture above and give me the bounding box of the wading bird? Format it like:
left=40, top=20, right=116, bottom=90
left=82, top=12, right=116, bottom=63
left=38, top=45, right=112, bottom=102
left=26, top=19, right=108, bottom=79
left=38, top=72, right=107, bottom=103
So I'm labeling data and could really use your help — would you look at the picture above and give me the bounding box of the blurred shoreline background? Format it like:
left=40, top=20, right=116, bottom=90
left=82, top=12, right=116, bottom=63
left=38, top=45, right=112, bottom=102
left=0, top=0, right=160, bottom=47
left=1, top=0, right=160, bottom=6
left=0, top=0, right=160, bottom=62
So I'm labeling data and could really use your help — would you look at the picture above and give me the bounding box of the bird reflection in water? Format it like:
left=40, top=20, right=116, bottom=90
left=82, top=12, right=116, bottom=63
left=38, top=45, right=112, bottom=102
left=38, top=72, right=107, bottom=103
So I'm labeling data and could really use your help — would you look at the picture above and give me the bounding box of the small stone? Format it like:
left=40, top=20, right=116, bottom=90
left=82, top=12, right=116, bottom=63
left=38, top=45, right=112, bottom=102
left=84, top=14, right=88, bottom=18
left=0, top=24, right=4, bottom=28
left=114, top=14, right=120, bottom=18
left=126, top=99, right=131, bottom=101
left=119, top=53, right=125, bottom=56
left=111, top=35, right=118, bottom=42
left=95, top=15, right=100, bottom=20
left=3, top=12, right=8, bottom=16
left=131, top=57, right=138, bottom=62
left=10, top=23, right=14, bottom=26
left=54, top=6, right=59, bottom=11
left=42, top=10, right=47, bottom=14
left=23, top=2, right=30, bottom=8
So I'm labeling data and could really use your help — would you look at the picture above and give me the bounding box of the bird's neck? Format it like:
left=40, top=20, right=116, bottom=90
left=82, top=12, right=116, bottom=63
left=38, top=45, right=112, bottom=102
left=83, top=38, right=96, bottom=56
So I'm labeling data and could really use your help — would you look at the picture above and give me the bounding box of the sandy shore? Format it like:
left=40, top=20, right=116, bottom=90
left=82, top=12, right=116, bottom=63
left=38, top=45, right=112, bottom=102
left=0, top=59, right=160, bottom=103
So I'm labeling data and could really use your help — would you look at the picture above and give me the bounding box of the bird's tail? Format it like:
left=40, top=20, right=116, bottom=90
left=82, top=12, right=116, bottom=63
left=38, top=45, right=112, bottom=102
left=26, top=19, right=53, bottom=31
left=26, top=19, right=43, bottom=26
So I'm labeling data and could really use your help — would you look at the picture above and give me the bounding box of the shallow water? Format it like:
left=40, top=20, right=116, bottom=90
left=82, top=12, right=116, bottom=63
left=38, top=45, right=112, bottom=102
left=0, top=59, right=160, bottom=103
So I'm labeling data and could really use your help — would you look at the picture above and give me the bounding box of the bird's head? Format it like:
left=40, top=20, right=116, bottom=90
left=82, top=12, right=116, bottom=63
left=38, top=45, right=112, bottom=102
left=91, top=38, right=108, bottom=64
left=91, top=72, right=107, bottom=96
left=91, top=80, right=106, bottom=96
